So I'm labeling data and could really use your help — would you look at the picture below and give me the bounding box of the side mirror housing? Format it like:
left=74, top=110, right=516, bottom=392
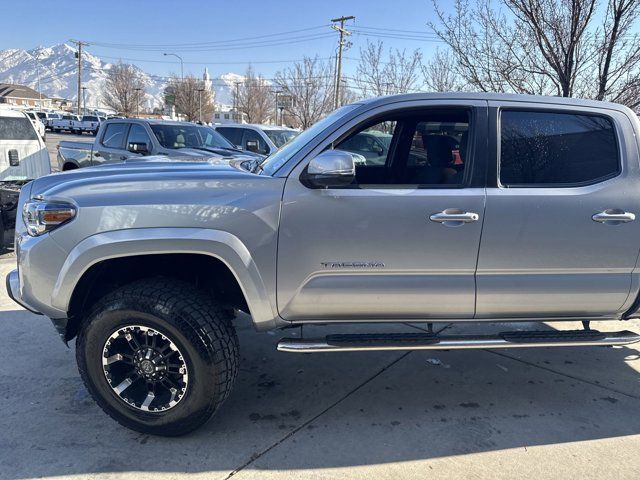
left=128, top=142, right=149, bottom=155
left=304, top=150, right=355, bottom=188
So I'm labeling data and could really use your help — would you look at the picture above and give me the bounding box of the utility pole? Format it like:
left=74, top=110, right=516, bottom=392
left=134, top=87, right=142, bottom=118
left=70, top=40, right=89, bottom=115
left=331, top=15, right=355, bottom=110
left=197, top=87, right=205, bottom=123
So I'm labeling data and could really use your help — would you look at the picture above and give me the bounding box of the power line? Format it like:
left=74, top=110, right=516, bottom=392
left=88, top=32, right=335, bottom=52
left=87, top=25, right=329, bottom=49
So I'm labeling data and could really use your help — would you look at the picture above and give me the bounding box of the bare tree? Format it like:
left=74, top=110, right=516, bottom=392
left=168, top=75, right=215, bottom=122
left=422, top=49, right=466, bottom=92
left=274, top=56, right=335, bottom=129
left=430, top=0, right=640, bottom=108
left=354, top=40, right=423, bottom=98
left=234, top=66, right=272, bottom=124
left=102, top=62, right=146, bottom=117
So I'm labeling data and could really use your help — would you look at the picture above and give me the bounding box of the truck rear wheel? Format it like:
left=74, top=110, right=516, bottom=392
left=76, top=277, right=239, bottom=436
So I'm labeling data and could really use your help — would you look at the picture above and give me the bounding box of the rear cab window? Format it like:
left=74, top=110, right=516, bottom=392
left=0, top=116, right=37, bottom=140
left=499, top=110, right=620, bottom=187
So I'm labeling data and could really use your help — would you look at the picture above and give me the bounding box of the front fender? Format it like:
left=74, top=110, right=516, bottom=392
left=51, top=227, right=281, bottom=330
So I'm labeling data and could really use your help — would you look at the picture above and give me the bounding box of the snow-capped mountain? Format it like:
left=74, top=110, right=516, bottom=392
left=0, top=43, right=240, bottom=110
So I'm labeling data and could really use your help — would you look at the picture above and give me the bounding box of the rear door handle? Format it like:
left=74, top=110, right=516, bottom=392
left=592, top=209, right=635, bottom=225
left=430, top=209, right=479, bottom=226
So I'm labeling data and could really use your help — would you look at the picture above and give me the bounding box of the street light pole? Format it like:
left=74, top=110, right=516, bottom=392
left=34, top=52, right=42, bottom=109
left=134, top=87, right=142, bottom=118
left=274, top=90, right=282, bottom=126
left=197, top=88, right=205, bottom=123
left=81, top=86, right=87, bottom=115
left=163, top=52, right=184, bottom=80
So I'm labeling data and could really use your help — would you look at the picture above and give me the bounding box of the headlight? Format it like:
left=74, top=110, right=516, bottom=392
left=23, top=199, right=76, bottom=236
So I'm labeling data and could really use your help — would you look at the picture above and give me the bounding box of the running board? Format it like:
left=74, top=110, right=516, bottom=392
left=277, top=330, right=640, bottom=353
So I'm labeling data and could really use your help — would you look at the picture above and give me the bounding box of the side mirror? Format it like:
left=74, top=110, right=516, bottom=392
left=128, top=142, right=149, bottom=155
left=246, top=140, right=260, bottom=153
left=304, top=150, right=355, bottom=188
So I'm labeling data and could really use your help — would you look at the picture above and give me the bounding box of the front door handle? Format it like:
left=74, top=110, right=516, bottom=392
left=592, top=209, right=636, bottom=225
left=430, top=209, right=479, bottom=227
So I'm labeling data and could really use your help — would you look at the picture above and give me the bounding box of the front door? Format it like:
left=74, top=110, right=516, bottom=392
left=277, top=104, right=488, bottom=321
left=476, top=103, right=640, bottom=318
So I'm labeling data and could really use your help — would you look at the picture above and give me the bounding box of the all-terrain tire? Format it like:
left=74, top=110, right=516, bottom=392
left=76, top=277, right=239, bottom=436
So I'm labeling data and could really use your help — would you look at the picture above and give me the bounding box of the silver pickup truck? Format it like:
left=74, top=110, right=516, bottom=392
left=7, top=93, right=640, bottom=436
left=57, top=118, right=262, bottom=170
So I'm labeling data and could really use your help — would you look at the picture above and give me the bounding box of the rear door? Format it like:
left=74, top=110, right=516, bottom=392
left=277, top=101, right=488, bottom=321
left=476, top=102, right=640, bottom=319
left=95, top=122, right=130, bottom=165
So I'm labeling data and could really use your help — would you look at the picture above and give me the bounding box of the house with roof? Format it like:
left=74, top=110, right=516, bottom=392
left=0, top=83, right=51, bottom=109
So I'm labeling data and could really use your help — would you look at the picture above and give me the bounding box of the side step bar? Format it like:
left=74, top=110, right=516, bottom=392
left=277, top=330, right=640, bottom=353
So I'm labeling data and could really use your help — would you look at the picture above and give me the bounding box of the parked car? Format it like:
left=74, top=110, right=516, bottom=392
left=9, top=93, right=640, bottom=436
left=73, top=115, right=102, bottom=135
left=35, top=111, right=61, bottom=132
left=213, top=124, right=299, bottom=155
left=23, top=111, right=46, bottom=139
left=0, top=109, right=51, bottom=247
left=51, top=114, right=80, bottom=133
left=57, top=119, right=262, bottom=170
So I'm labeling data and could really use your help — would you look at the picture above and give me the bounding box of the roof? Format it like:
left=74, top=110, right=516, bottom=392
left=0, top=83, right=47, bottom=100
left=356, top=92, right=630, bottom=113
left=214, top=123, right=297, bottom=131
left=0, top=108, right=29, bottom=118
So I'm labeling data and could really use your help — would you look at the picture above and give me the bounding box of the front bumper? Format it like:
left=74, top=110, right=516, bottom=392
left=5, top=269, right=41, bottom=315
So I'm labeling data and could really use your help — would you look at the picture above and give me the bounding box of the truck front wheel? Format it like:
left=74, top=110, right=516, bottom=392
left=76, top=277, right=239, bottom=436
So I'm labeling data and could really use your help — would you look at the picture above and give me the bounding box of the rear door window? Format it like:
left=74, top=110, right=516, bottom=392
left=500, top=110, right=619, bottom=186
left=101, top=123, right=128, bottom=149
left=0, top=117, right=37, bottom=140
left=215, top=127, right=243, bottom=147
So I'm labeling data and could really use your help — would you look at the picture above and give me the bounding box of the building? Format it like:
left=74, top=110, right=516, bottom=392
left=213, top=107, right=245, bottom=124
left=0, top=83, right=51, bottom=109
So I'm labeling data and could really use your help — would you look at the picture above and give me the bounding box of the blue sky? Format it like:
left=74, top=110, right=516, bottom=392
left=1, top=0, right=446, bottom=79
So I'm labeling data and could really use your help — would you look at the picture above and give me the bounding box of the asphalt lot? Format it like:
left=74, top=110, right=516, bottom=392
left=1, top=251, right=640, bottom=479
left=2, top=131, right=640, bottom=479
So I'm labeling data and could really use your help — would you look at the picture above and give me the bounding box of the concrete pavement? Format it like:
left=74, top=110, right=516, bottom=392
left=1, top=261, right=640, bottom=479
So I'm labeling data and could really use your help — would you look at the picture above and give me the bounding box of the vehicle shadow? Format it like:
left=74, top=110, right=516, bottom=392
left=1, top=309, right=639, bottom=479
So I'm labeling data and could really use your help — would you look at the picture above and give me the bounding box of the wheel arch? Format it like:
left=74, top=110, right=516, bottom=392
left=55, top=228, right=280, bottom=340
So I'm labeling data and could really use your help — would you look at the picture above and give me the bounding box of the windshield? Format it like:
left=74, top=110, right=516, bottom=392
left=263, top=129, right=299, bottom=148
left=150, top=124, right=236, bottom=151
left=260, top=104, right=359, bottom=176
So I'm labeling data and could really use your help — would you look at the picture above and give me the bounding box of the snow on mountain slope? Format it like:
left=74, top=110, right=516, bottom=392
left=0, top=43, right=241, bottom=110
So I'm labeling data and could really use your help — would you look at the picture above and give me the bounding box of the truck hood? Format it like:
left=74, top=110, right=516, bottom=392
left=29, top=155, right=258, bottom=199
left=156, top=147, right=261, bottom=159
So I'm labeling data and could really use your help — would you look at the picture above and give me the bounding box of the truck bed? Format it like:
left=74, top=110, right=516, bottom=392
left=57, top=141, right=94, bottom=170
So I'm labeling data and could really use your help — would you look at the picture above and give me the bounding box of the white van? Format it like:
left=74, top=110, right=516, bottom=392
left=0, top=109, right=51, bottom=245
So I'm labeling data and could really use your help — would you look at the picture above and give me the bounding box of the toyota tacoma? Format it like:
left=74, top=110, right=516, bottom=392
left=7, top=93, right=640, bottom=435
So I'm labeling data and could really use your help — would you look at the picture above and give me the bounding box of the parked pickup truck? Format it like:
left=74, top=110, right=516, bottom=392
left=73, top=114, right=103, bottom=135
left=51, top=114, right=80, bottom=133
left=57, top=118, right=262, bottom=170
left=8, top=93, right=640, bottom=436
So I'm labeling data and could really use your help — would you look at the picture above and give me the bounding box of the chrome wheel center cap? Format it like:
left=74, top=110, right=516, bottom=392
left=140, top=360, right=154, bottom=374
